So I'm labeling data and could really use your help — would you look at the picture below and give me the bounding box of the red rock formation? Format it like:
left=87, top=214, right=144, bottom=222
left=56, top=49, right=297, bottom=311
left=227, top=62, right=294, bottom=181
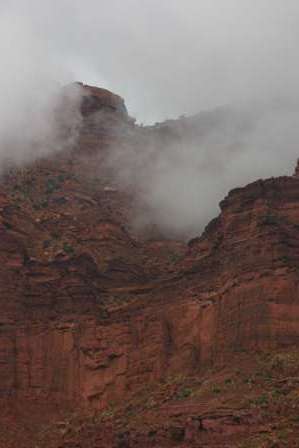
left=77, top=82, right=128, bottom=118
left=1, top=84, right=299, bottom=446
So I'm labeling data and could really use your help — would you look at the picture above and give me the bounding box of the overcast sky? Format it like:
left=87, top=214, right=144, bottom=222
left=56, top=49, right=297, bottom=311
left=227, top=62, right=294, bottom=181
left=1, top=0, right=299, bottom=122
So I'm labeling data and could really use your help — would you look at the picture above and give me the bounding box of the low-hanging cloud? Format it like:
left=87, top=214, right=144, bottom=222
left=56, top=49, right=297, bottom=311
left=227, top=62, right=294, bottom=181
left=104, top=99, right=299, bottom=238
left=1, top=1, right=299, bottom=237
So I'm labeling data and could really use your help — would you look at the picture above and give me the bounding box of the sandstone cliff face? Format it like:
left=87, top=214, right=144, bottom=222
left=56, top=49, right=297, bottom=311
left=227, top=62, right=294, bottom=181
left=1, top=84, right=299, bottom=447
left=0, top=84, right=188, bottom=409
left=184, top=176, right=299, bottom=349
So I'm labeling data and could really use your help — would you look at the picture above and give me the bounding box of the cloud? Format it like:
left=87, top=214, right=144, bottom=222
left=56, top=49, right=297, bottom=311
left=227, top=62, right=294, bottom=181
left=104, top=99, right=299, bottom=238
left=0, top=4, right=83, bottom=170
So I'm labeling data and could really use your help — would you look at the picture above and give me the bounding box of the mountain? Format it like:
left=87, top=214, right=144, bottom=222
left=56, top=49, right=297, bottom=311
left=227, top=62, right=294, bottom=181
left=0, top=84, right=299, bottom=447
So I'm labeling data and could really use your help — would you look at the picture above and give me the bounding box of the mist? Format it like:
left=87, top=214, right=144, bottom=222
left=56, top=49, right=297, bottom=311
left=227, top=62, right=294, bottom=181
left=0, top=6, right=83, bottom=170
left=104, top=99, right=299, bottom=238
left=1, top=1, right=299, bottom=236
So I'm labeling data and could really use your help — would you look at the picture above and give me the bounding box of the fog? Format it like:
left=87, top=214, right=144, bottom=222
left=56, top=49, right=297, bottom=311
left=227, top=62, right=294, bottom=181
left=105, top=99, right=299, bottom=237
left=0, top=6, right=82, bottom=169
left=1, top=1, right=299, bottom=236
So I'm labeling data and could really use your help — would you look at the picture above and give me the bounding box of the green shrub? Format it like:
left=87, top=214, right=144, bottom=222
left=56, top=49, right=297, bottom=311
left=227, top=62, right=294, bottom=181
left=176, top=387, right=193, bottom=400
left=45, top=176, right=64, bottom=194
left=63, top=242, right=74, bottom=254
left=212, top=386, right=221, bottom=394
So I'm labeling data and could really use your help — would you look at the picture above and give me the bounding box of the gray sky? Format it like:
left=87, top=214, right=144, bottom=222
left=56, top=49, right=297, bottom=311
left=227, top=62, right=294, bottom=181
left=1, top=0, right=299, bottom=122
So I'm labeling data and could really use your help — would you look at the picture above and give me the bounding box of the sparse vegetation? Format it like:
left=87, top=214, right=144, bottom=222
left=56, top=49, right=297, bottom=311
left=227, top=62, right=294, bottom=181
left=250, top=393, right=269, bottom=408
left=175, top=387, right=193, bottom=400
left=279, top=255, right=291, bottom=263
left=63, top=242, right=74, bottom=254
left=168, top=252, right=181, bottom=263
left=45, top=177, right=62, bottom=194
left=211, top=385, right=221, bottom=394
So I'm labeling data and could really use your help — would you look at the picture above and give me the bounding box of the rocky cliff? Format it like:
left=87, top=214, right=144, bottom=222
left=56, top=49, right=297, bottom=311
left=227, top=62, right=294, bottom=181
left=1, top=84, right=299, bottom=447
